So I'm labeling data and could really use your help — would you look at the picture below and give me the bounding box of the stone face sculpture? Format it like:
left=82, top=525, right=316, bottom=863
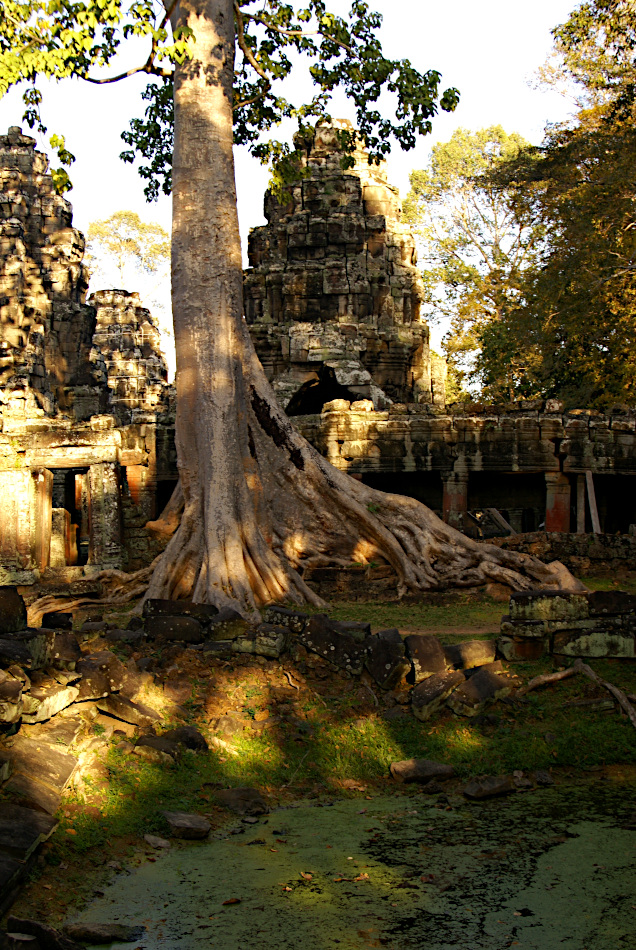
left=243, top=120, right=446, bottom=412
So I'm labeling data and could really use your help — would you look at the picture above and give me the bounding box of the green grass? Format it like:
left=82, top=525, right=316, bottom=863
left=322, top=596, right=505, bottom=632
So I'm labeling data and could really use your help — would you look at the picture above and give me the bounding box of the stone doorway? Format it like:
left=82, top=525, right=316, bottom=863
left=51, top=468, right=89, bottom=567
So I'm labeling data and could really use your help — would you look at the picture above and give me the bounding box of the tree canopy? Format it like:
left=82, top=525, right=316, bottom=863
left=476, top=1, right=636, bottom=409
left=1, top=0, right=460, bottom=197
left=403, top=126, right=544, bottom=399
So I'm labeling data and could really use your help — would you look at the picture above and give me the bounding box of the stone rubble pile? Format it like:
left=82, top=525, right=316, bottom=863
left=0, top=586, right=208, bottom=907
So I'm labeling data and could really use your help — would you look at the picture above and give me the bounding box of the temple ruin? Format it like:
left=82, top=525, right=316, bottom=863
left=0, top=124, right=635, bottom=590
left=243, top=121, right=447, bottom=412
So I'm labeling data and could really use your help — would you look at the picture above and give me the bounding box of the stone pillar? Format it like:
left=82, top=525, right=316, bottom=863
left=576, top=475, right=586, bottom=533
left=0, top=470, right=40, bottom=583
left=87, top=463, right=123, bottom=568
left=33, top=469, right=53, bottom=571
left=545, top=473, right=571, bottom=533
left=50, top=508, right=70, bottom=568
left=443, top=472, right=469, bottom=529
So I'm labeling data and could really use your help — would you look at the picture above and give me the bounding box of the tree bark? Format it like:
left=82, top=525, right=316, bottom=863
left=145, top=0, right=579, bottom=616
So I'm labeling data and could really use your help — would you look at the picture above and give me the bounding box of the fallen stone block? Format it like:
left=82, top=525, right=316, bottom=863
left=48, top=632, right=81, bottom=671
left=0, top=672, right=23, bottom=723
left=232, top=625, right=287, bottom=658
left=262, top=606, right=309, bottom=633
left=444, top=639, right=496, bottom=670
left=497, top=636, right=547, bottom=662
left=76, top=650, right=128, bottom=698
left=144, top=833, right=171, bottom=849
left=411, top=670, right=465, bottom=722
left=206, top=608, right=253, bottom=641
left=587, top=590, right=636, bottom=616
left=162, top=810, right=211, bottom=839
left=404, top=634, right=447, bottom=683
left=143, top=599, right=219, bottom=624
left=552, top=627, right=636, bottom=659
left=201, top=640, right=234, bottom=656
left=365, top=629, right=410, bottom=690
left=4, top=736, right=78, bottom=814
left=7, top=918, right=83, bottom=950
left=390, top=758, right=454, bottom=784
left=21, top=681, right=79, bottom=723
left=134, top=736, right=179, bottom=764
left=95, top=694, right=161, bottom=727
left=2, top=630, right=48, bottom=670
left=447, top=669, right=513, bottom=717
left=509, top=590, right=589, bottom=622
left=299, top=615, right=367, bottom=674
left=0, top=802, right=57, bottom=861
left=144, top=615, right=205, bottom=643
left=215, top=787, right=268, bottom=816
left=163, top=725, right=208, bottom=751
left=331, top=620, right=371, bottom=642
left=0, top=639, right=31, bottom=668
left=0, top=587, right=27, bottom=634
left=463, top=775, right=516, bottom=799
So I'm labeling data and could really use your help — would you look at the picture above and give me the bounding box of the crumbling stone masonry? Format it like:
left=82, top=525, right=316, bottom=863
left=499, top=589, right=636, bottom=661
left=243, top=121, right=446, bottom=412
left=0, top=129, right=175, bottom=583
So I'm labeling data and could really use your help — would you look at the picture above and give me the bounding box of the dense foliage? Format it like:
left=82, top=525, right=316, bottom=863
left=403, top=127, right=542, bottom=398
left=406, top=1, right=636, bottom=409
left=0, top=0, right=459, bottom=198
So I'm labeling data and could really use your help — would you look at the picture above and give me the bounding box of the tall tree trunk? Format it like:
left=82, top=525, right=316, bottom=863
left=146, top=0, right=577, bottom=615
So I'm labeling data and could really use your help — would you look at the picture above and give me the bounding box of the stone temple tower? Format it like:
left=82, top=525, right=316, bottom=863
left=243, top=120, right=445, bottom=413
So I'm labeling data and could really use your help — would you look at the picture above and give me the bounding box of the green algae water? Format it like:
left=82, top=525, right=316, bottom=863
left=70, top=783, right=636, bottom=949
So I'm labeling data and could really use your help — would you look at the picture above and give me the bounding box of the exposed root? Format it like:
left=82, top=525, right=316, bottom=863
left=518, top=658, right=636, bottom=732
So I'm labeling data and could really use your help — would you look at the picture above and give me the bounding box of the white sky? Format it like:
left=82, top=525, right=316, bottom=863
left=0, top=0, right=578, bottom=354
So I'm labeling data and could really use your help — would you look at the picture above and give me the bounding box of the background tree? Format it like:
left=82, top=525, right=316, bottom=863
left=403, top=127, right=545, bottom=399
left=87, top=211, right=170, bottom=288
left=0, top=0, right=573, bottom=613
left=477, top=1, right=636, bottom=408
left=87, top=211, right=173, bottom=370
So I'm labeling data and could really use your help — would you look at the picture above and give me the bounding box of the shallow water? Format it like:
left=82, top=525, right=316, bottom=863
left=71, top=782, right=636, bottom=949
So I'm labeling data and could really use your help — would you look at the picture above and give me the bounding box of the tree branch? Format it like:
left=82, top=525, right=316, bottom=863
left=239, top=8, right=352, bottom=53
left=234, top=1, right=271, bottom=84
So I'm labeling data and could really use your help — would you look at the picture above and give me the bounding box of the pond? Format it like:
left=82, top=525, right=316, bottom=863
left=69, top=780, right=636, bottom=949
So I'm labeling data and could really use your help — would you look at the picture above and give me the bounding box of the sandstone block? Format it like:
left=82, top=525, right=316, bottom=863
left=364, top=628, right=411, bottom=690
left=444, top=639, right=496, bottom=670
left=142, top=599, right=219, bottom=624
left=299, top=614, right=367, bottom=674
left=389, top=758, right=454, bottom=784
left=144, top=615, right=204, bottom=643
left=411, top=670, right=465, bottom=722
left=0, top=587, right=27, bottom=634
left=446, top=668, right=512, bottom=717
left=404, top=634, right=447, bottom=683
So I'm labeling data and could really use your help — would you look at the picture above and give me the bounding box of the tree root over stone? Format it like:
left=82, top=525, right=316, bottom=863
left=29, top=326, right=583, bottom=622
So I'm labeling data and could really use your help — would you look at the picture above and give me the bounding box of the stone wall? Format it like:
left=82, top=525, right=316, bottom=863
left=244, top=121, right=445, bottom=411
left=294, top=399, right=636, bottom=534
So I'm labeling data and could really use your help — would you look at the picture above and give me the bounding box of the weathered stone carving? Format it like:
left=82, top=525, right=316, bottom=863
left=243, top=121, right=445, bottom=411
